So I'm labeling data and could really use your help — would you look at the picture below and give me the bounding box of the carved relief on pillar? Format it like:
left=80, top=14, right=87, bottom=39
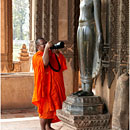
left=50, top=0, right=58, bottom=41
left=117, top=0, right=129, bottom=73
left=105, top=0, right=120, bottom=88
left=101, top=0, right=129, bottom=88
left=42, top=0, right=50, bottom=41
left=35, top=0, right=43, bottom=38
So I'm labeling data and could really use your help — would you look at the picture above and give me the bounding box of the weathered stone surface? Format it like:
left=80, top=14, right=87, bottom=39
left=112, top=73, right=129, bottom=130
left=62, top=95, right=104, bottom=115
left=57, top=110, right=110, bottom=130
left=57, top=95, right=110, bottom=130
left=1, top=73, right=34, bottom=110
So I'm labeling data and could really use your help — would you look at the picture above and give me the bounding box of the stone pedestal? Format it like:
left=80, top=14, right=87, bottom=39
left=57, top=95, right=110, bottom=130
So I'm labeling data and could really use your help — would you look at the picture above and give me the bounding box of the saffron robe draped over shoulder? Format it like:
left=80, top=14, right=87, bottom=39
left=32, top=50, right=67, bottom=123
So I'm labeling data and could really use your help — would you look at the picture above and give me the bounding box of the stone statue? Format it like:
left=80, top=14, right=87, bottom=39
left=75, top=0, right=104, bottom=96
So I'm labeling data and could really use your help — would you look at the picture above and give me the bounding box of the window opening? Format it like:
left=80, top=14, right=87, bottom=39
left=12, top=0, right=29, bottom=61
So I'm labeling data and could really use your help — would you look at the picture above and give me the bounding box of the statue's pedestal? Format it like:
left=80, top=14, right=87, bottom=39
left=57, top=95, right=110, bottom=130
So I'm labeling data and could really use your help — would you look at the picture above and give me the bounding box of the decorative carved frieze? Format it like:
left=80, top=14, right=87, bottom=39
left=63, top=96, right=104, bottom=115
left=117, top=0, right=129, bottom=74
left=57, top=110, right=110, bottom=130
left=65, top=95, right=103, bottom=105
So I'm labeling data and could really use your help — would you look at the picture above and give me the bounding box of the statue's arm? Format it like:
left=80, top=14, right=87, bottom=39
left=93, top=0, right=104, bottom=58
left=93, top=0, right=103, bottom=40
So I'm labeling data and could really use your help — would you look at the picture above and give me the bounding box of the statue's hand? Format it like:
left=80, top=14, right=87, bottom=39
left=97, top=34, right=104, bottom=58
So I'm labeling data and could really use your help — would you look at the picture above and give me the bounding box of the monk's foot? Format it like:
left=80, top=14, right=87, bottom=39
left=46, top=125, right=55, bottom=130
left=77, top=91, right=94, bottom=97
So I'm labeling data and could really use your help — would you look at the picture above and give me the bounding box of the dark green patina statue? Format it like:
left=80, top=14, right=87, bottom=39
left=74, top=0, right=103, bottom=96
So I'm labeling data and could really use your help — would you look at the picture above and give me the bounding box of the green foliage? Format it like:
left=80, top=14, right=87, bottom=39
left=13, top=0, right=29, bottom=40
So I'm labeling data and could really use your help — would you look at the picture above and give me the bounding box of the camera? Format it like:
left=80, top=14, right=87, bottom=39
left=50, top=42, right=64, bottom=49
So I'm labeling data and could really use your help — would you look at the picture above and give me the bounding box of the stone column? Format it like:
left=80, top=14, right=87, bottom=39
left=112, top=73, right=129, bottom=130
left=95, top=0, right=129, bottom=118
left=1, top=0, right=13, bottom=72
left=29, top=0, right=37, bottom=41
left=35, top=0, right=43, bottom=38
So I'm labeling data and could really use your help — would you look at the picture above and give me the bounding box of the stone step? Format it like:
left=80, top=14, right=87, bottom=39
left=62, top=95, right=104, bottom=115
left=57, top=110, right=110, bottom=130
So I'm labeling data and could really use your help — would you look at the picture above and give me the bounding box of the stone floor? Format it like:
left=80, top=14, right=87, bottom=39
left=1, top=108, right=111, bottom=130
left=1, top=108, right=65, bottom=130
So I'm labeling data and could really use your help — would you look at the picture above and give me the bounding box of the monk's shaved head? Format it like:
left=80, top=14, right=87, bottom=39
left=35, top=38, right=47, bottom=46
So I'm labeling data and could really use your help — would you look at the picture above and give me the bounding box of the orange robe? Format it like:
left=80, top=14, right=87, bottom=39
left=32, top=50, right=67, bottom=123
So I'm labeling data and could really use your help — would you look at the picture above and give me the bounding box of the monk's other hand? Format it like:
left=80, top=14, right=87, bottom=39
left=46, top=41, right=53, bottom=49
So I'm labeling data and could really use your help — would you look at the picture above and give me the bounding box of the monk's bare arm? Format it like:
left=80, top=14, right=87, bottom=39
left=42, top=42, right=52, bottom=66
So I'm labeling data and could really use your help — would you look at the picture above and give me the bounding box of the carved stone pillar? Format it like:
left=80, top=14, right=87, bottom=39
left=112, top=73, right=129, bottom=130
left=50, top=0, right=58, bottom=41
left=42, top=0, right=50, bottom=41
left=35, top=0, right=43, bottom=38
left=95, top=0, right=129, bottom=123
left=1, top=0, right=13, bottom=72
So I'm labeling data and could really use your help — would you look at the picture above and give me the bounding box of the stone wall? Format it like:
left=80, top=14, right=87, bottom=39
left=1, top=73, right=34, bottom=110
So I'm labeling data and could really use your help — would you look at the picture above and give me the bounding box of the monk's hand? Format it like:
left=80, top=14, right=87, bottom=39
left=46, top=41, right=53, bottom=49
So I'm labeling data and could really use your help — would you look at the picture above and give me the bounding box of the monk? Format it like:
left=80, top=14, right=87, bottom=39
left=32, top=38, right=67, bottom=130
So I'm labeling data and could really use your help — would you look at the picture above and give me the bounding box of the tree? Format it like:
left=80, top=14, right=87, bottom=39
left=13, top=0, right=29, bottom=40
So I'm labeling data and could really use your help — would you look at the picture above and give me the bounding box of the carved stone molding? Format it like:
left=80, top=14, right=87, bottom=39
left=62, top=96, right=104, bottom=115
left=57, top=110, right=110, bottom=130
